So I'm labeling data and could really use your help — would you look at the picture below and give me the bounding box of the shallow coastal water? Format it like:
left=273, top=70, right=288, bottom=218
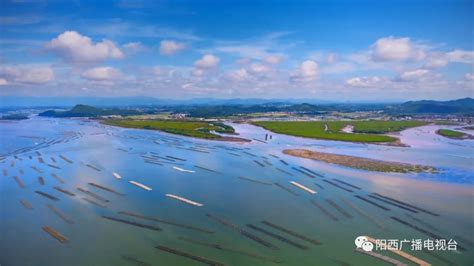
left=1, top=117, right=473, bottom=265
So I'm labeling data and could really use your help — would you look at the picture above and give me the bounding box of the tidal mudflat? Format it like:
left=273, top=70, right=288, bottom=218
left=1, top=117, right=473, bottom=265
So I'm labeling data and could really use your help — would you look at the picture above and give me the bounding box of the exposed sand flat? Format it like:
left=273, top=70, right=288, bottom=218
left=112, top=172, right=122, bottom=179
left=289, top=181, right=316, bottom=194
left=129, top=180, right=152, bottom=191
left=172, top=166, right=195, bottom=173
left=284, top=149, right=437, bottom=173
left=166, top=194, right=203, bottom=207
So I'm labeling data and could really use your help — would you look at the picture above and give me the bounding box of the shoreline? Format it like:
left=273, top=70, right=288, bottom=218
left=283, top=149, right=437, bottom=173
left=101, top=120, right=252, bottom=143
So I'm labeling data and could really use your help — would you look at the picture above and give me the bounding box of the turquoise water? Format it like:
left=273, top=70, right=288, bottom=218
left=1, top=117, right=473, bottom=265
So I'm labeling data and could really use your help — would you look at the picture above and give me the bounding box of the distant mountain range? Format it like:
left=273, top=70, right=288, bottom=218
left=38, top=104, right=142, bottom=117
left=388, top=97, right=474, bottom=114
left=3, top=96, right=474, bottom=115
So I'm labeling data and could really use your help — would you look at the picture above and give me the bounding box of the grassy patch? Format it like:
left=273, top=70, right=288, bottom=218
left=436, top=129, right=467, bottom=139
left=103, top=119, right=235, bottom=139
left=253, top=120, right=428, bottom=143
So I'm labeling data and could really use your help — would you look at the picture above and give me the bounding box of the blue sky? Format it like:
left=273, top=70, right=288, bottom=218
left=0, top=0, right=472, bottom=100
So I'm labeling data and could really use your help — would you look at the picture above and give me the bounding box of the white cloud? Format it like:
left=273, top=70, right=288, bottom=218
left=291, top=60, right=318, bottom=82
left=191, top=68, right=205, bottom=77
left=46, top=31, right=124, bottom=63
left=264, top=55, right=284, bottom=64
left=248, top=63, right=270, bottom=74
left=446, top=50, right=474, bottom=64
left=123, top=42, right=145, bottom=53
left=194, top=54, right=220, bottom=68
left=424, top=52, right=449, bottom=68
left=81, top=66, right=121, bottom=81
left=346, top=76, right=386, bottom=87
left=465, top=73, right=474, bottom=81
left=228, top=68, right=250, bottom=81
left=0, top=78, right=7, bottom=85
left=398, top=69, right=430, bottom=81
left=0, top=65, right=54, bottom=84
left=372, top=36, right=425, bottom=62
left=159, top=40, right=185, bottom=55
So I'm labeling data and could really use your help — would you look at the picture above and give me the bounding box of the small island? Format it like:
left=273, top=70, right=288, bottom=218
left=103, top=119, right=250, bottom=142
left=253, top=120, right=427, bottom=144
left=0, top=114, right=29, bottom=120
left=283, top=149, right=437, bottom=173
left=39, top=104, right=143, bottom=118
left=436, top=129, right=473, bottom=140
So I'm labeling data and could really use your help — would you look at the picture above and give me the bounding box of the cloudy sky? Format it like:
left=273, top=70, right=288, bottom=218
left=0, top=0, right=472, bottom=100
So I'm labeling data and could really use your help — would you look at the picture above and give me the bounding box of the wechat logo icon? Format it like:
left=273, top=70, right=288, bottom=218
left=355, top=236, right=373, bottom=252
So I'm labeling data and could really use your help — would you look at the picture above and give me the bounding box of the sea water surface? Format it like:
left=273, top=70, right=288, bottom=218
left=1, top=116, right=473, bottom=265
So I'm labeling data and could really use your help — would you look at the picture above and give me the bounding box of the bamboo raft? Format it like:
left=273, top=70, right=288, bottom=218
left=50, top=157, right=56, bottom=163
left=354, top=195, right=390, bottom=211
left=166, top=155, right=187, bottom=161
left=155, top=245, right=225, bottom=266
left=332, top=179, right=361, bottom=190
left=88, top=182, right=124, bottom=196
left=279, top=159, right=288, bottom=165
left=59, top=155, right=73, bottom=163
left=206, top=213, right=278, bottom=250
left=51, top=173, right=65, bottom=184
left=247, top=224, right=309, bottom=250
left=227, top=152, right=241, bottom=157
left=300, top=167, right=324, bottom=177
left=260, top=221, right=321, bottom=245
left=2, top=169, right=7, bottom=176
left=253, top=160, right=265, bottom=167
left=47, top=164, right=61, bottom=170
left=35, top=191, right=59, bottom=201
left=82, top=197, right=107, bottom=208
left=129, top=180, right=152, bottom=191
left=314, top=182, right=324, bottom=190
left=354, top=248, right=407, bottom=266
left=102, top=215, right=162, bottom=231
left=404, top=214, right=439, bottom=233
left=276, top=168, right=294, bottom=176
left=42, top=226, right=69, bottom=243
left=238, top=176, right=272, bottom=185
left=340, top=198, right=385, bottom=230
left=166, top=194, right=203, bottom=207
left=289, top=181, right=317, bottom=194
left=112, top=172, right=122, bottom=179
left=20, top=199, right=33, bottom=210
left=144, top=160, right=164, bottom=166
left=372, top=193, right=440, bottom=216
left=13, top=176, right=25, bottom=188
left=366, top=236, right=431, bottom=266
left=38, top=176, right=45, bottom=185
left=31, top=166, right=43, bottom=173
left=368, top=195, right=418, bottom=213
left=322, top=179, right=354, bottom=193
left=86, top=164, right=101, bottom=171
left=54, top=186, right=76, bottom=197
left=179, top=237, right=282, bottom=264
left=119, top=211, right=213, bottom=234
left=310, top=200, right=339, bottom=221
left=194, top=165, right=220, bottom=173
left=122, top=256, right=151, bottom=266
left=77, top=187, right=110, bottom=203
left=38, top=157, right=45, bottom=163
left=243, top=151, right=257, bottom=157
left=47, top=204, right=74, bottom=224
left=390, top=216, right=466, bottom=251
left=326, top=199, right=353, bottom=219
left=274, top=182, right=299, bottom=196
left=292, top=167, right=316, bottom=178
